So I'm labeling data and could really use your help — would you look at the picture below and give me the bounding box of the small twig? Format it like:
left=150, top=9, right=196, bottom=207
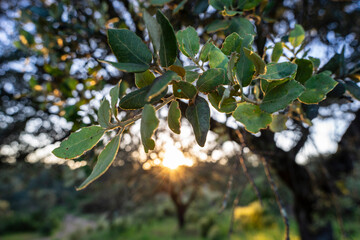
left=241, top=95, right=260, bottom=105
left=219, top=174, right=233, bottom=213
left=107, top=95, right=175, bottom=130
left=228, top=187, right=243, bottom=238
left=260, top=156, right=290, bottom=240
left=235, top=130, right=263, bottom=206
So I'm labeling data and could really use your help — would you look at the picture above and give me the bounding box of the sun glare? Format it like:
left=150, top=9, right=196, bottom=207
left=162, top=144, right=193, bottom=170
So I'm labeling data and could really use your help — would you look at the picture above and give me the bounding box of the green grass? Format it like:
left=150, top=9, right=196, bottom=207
left=1, top=233, right=42, bottom=240
left=79, top=214, right=300, bottom=240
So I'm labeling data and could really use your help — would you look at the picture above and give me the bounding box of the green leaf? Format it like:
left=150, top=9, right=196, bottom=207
left=186, top=96, right=210, bottom=147
left=308, top=57, right=320, bottom=69
left=135, top=70, right=155, bottom=88
left=141, top=104, right=159, bottom=152
left=237, top=0, right=263, bottom=10
left=169, top=65, right=186, bottom=78
left=209, top=46, right=229, bottom=75
left=295, top=59, right=313, bottom=84
left=150, top=0, right=172, bottom=5
left=156, top=10, right=178, bottom=67
left=228, top=18, right=256, bottom=37
left=119, top=85, right=167, bottom=110
left=260, top=78, right=289, bottom=94
left=107, top=29, right=152, bottom=72
left=221, top=9, right=242, bottom=17
left=52, top=126, right=106, bottom=159
left=235, top=35, right=255, bottom=87
left=168, top=101, right=181, bottom=134
left=289, top=24, right=305, bottom=48
left=344, top=80, right=360, bottom=100
left=176, top=27, right=200, bottom=58
left=221, top=32, right=242, bottom=55
left=227, top=53, right=239, bottom=82
left=233, top=103, right=272, bottom=133
left=197, top=68, right=225, bottom=93
left=98, top=99, right=111, bottom=128
left=173, top=0, right=187, bottom=14
left=271, top=42, right=283, bottom=63
left=143, top=10, right=161, bottom=53
left=199, top=40, right=215, bottom=62
left=185, top=70, right=200, bottom=83
left=99, top=60, right=150, bottom=73
left=146, top=71, right=176, bottom=101
left=173, top=81, right=197, bottom=99
left=77, top=133, right=122, bottom=190
left=206, top=20, right=230, bottom=33
left=110, top=82, right=120, bottom=117
left=259, top=62, right=297, bottom=81
left=298, top=72, right=338, bottom=104
left=236, top=55, right=255, bottom=87
left=269, top=114, right=287, bottom=132
left=260, top=80, right=305, bottom=113
left=208, top=87, right=237, bottom=113
left=209, top=0, right=232, bottom=10
left=243, top=47, right=266, bottom=75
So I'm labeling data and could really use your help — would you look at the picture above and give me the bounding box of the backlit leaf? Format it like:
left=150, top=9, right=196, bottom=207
left=186, top=96, right=210, bottom=147
left=141, top=104, right=159, bottom=152
left=199, top=40, right=215, bottom=62
left=52, top=126, right=105, bottom=159
left=168, top=101, right=181, bottom=134
left=135, top=70, right=155, bottom=88
left=110, top=82, right=120, bottom=117
left=98, top=99, right=111, bottom=128
left=289, top=24, right=305, bottom=48
left=271, top=42, right=283, bottom=63
left=209, top=46, right=229, bottom=83
left=77, top=133, right=122, bottom=190
left=169, top=65, right=186, bottom=78
left=269, top=114, right=287, bottom=132
left=221, top=32, right=242, bottom=55
left=298, top=72, right=338, bottom=104
left=233, top=103, right=272, bottom=133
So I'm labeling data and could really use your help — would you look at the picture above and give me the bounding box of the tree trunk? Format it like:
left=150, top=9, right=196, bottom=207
left=175, top=204, right=186, bottom=229
left=294, top=199, right=334, bottom=240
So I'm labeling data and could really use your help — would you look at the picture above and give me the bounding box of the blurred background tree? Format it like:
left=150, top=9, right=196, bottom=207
left=0, top=0, right=360, bottom=240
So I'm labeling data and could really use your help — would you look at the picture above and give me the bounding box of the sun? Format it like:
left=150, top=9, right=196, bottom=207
left=162, top=144, right=193, bottom=170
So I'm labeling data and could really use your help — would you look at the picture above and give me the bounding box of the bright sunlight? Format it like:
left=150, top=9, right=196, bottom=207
left=162, top=144, right=193, bottom=170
